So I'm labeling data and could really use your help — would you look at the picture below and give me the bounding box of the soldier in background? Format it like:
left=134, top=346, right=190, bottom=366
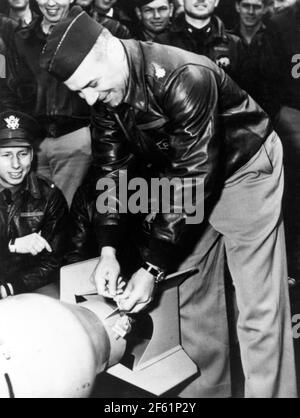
left=232, top=0, right=272, bottom=112
left=6, top=0, right=35, bottom=27
left=156, top=0, right=242, bottom=80
left=133, top=0, right=173, bottom=40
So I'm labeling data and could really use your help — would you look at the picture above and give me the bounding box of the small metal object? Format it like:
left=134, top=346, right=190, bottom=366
left=112, top=314, right=133, bottom=339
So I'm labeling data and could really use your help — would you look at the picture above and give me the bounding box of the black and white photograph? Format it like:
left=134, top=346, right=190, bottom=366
left=0, top=0, right=300, bottom=401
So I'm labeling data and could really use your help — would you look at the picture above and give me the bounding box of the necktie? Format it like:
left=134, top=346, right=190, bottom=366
left=3, top=189, right=12, bottom=206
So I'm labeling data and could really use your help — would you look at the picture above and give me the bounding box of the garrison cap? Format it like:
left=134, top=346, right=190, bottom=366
left=40, top=6, right=105, bottom=82
left=135, top=0, right=172, bottom=6
left=0, top=111, right=41, bottom=147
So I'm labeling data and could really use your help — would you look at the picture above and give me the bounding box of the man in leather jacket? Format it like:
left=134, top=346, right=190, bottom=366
left=0, top=111, right=68, bottom=299
left=41, top=7, right=297, bottom=397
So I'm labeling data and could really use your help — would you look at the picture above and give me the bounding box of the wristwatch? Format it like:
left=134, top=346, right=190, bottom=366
left=142, top=261, right=166, bottom=284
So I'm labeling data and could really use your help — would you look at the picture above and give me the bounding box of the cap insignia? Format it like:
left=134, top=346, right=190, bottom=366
left=5, top=115, right=20, bottom=130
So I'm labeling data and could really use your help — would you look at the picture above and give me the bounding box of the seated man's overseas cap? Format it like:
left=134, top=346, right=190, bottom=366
left=40, top=6, right=105, bottom=82
left=0, top=111, right=41, bottom=147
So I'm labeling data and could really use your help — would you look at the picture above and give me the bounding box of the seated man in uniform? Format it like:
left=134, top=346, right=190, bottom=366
left=0, top=111, right=68, bottom=299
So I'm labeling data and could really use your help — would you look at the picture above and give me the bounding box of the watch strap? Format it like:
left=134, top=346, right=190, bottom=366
left=8, top=238, right=16, bottom=253
left=142, top=261, right=165, bottom=283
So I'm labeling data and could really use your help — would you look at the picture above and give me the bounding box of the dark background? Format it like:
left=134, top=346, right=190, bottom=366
left=0, top=0, right=239, bottom=30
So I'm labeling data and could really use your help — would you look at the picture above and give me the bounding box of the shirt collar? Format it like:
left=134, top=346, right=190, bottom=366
left=106, top=8, right=114, bottom=18
left=186, top=19, right=212, bottom=37
left=17, top=15, right=45, bottom=41
left=9, top=8, right=32, bottom=27
left=172, top=14, right=227, bottom=43
left=141, top=29, right=155, bottom=41
left=92, top=6, right=114, bottom=19
left=0, top=183, right=22, bottom=203
left=235, top=22, right=265, bottom=43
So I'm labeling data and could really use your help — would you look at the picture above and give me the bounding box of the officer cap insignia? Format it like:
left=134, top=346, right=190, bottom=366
left=153, top=63, right=166, bottom=79
left=4, top=115, right=20, bottom=130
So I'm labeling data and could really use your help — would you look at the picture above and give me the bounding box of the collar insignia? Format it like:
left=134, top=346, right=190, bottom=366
left=5, top=115, right=20, bottom=130
left=153, top=63, right=166, bottom=79
left=216, top=56, right=230, bottom=69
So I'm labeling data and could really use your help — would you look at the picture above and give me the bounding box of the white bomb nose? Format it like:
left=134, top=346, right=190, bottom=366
left=0, top=294, right=112, bottom=398
left=0, top=264, right=199, bottom=398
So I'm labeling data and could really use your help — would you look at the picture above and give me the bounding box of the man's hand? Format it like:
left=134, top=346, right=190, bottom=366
left=12, top=232, right=52, bottom=256
left=115, top=268, right=156, bottom=314
left=93, top=246, right=121, bottom=298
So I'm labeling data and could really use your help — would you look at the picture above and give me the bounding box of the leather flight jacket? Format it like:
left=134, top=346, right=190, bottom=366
left=0, top=173, right=68, bottom=293
left=91, top=40, right=273, bottom=269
